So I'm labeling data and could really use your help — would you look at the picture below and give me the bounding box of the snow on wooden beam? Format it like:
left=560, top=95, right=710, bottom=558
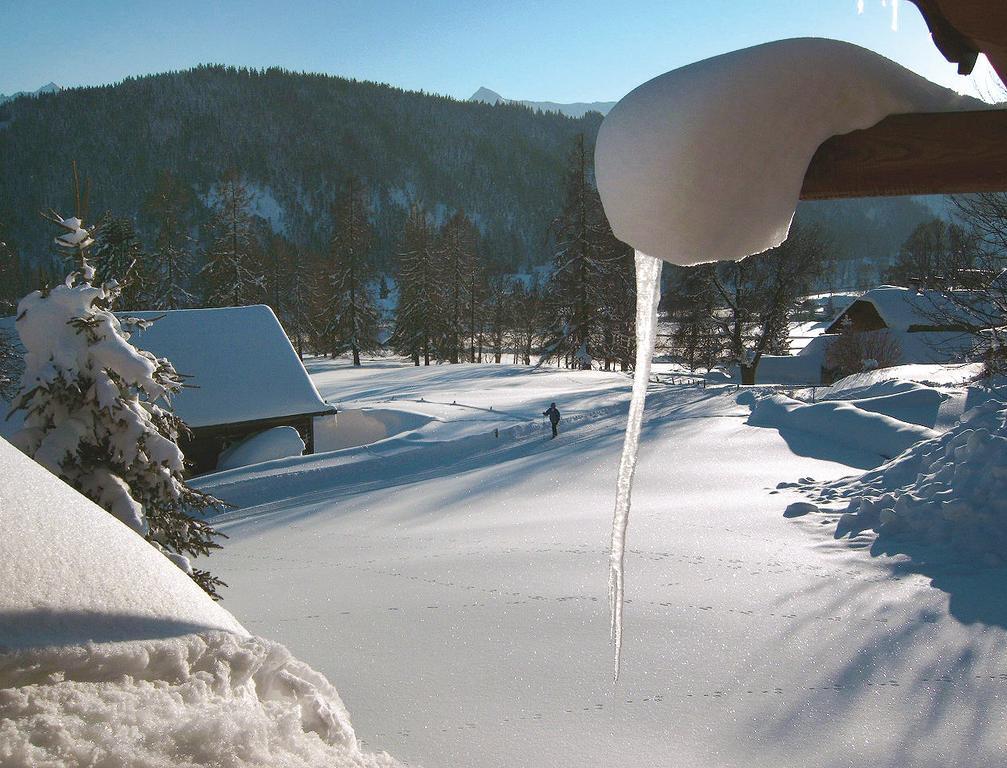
left=800, top=109, right=1007, bottom=200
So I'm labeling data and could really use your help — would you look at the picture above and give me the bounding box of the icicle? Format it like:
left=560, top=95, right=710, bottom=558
left=609, top=250, right=663, bottom=682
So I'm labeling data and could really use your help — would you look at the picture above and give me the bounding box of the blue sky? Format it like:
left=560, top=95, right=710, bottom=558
left=0, top=1, right=997, bottom=101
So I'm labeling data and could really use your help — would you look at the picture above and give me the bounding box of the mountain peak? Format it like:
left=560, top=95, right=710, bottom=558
left=470, top=87, right=504, bottom=104
left=467, top=86, right=615, bottom=118
left=0, top=82, right=62, bottom=105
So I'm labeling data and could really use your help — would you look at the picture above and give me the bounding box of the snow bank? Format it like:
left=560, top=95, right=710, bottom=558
left=0, top=631, right=399, bottom=768
left=217, top=426, right=305, bottom=471
left=0, top=437, right=244, bottom=647
left=802, top=400, right=1007, bottom=566
left=745, top=392, right=937, bottom=460
left=0, top=439, right=400, bottom=767
left=595, top=38, right=975, bottom=265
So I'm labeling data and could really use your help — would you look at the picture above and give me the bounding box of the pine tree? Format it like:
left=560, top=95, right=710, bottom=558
left=0, top=221, right=27, bottom=315
left=391, top=203, right=441, bottom=365
left=13, top=209, right=227, bottom=598
left=542, top=134, right=615, bottom=369
left=200, top=170, right=264, bottom=307
left=93, top=214, right=148, bottom=310
left=437, top=210, right=479, bottom=363
left=144, top=170, right=196, bottom=310
left=321, top=176, right=380, bottom=365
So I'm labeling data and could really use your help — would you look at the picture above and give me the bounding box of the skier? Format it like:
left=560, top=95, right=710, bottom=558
left=543, top=402, right=561, bottom=439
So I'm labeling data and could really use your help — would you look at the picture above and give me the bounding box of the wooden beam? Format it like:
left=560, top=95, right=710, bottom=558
left=909, top=0, right=1007, bottom=84
left=800, top=109, right=1007, bottom=200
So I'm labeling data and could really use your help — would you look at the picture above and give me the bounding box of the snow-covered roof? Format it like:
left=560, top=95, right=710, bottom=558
left=0, top=436, right=245, bottom=650
left=125, top=306, right=332, bottom=429
left=827, top=286, right=994, bottom=334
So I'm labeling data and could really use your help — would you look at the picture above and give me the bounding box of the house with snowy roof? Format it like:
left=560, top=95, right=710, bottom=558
left=741, top=286, right=995, bottom=386
left=822, top=285, right=991, bottom=336
left=126, top=305, right=335, bottom=473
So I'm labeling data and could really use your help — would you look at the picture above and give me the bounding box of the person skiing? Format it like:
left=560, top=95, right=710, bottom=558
left=543, top=402, right=561, bottom=439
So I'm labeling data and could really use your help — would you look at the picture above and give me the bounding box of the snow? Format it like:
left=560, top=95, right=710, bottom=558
left=786, top=398, right=1007, bottom=567
left=594, top=38, right=976, bottom=266
left=0, top=437, right=400, bottom=767
left=217, top=426, right=305, bottom=471
left=744, top=391, right=939, bottom=461
left=126, top=306, right=332, bottom=428
left=0, top=437, right=244, bottom=648
left=181, top=358, right=1007, bottom=766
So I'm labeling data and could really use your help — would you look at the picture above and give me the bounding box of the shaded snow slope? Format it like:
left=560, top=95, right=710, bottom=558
left=786, top=399, right=1007, bottom=567
left=198, top=359, right=1007, bottom=767
left=0, top=438, right=400, bottom=768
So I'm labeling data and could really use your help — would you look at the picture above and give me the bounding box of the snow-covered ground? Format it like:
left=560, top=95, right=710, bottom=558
left=194, top=357, right=1007, bottom=768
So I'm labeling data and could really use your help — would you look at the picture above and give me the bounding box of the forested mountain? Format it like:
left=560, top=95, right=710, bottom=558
left=0, top=66, right=602, bottom=272
left=0, top=64, right=946, bottom=288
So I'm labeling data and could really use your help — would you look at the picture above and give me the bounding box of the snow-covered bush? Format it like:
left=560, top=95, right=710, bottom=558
left=11, top=213, right=227, bottom=597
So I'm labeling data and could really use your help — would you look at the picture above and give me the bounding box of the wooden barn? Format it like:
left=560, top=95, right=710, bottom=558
left=126, top=305, right=335, bottom=474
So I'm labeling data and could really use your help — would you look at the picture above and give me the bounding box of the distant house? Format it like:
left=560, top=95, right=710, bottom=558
left=740, top=286, right=994, bottom=386
left=823, top=285, right=989, bottom=336
left=127, top=306, right=335, bottom=474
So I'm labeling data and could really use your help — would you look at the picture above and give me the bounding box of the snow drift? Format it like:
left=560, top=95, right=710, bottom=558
left=0, top=438, right=399, bottom=767
left=217, top=425, right=306, bottom=471
left=745, top=391, right=939, bottom=460
left=797, top=399, right=1007, bottom=566
left=595, top=38, right=976, bottom=266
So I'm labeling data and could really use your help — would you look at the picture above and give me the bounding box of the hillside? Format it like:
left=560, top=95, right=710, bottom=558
left=0, top=66, right=942, bottom=282
left=0, top=66, right=602, bottom=271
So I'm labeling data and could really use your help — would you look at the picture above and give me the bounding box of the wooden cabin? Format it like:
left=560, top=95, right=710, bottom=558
left=126, top=305, right=335, bottom=474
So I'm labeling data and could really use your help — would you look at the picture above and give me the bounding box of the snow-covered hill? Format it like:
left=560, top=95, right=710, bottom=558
left=193, top=358, right=1007, bottom=767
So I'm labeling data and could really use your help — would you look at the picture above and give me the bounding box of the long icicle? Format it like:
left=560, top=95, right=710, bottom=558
left=609, top=250, right=663, bottom=682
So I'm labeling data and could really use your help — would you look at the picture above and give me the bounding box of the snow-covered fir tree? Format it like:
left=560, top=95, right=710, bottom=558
left=12, top=211, right=227, bottom=598
left=200, top=170, right=264, bottom=307
left=320, top=176, right=380, bottom=365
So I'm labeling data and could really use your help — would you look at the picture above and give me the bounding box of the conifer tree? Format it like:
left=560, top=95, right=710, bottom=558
left=93, top=214, right=148, bottom=310
left=144, top=170, right=196, bottom=309
left=437, top=210, right=479, bottom=363
left=12, top=208, right=227, bottom=598
left=200, top=170, right=264, bottom=307
left=322, top=176, right=380, bottom=365
left=542, top=134, right=615, bottom=369
left=391, top=203, right=441, bottom=365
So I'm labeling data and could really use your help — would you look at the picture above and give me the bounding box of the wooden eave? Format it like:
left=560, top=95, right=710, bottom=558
left=800, top=0, right=1007, bottom=201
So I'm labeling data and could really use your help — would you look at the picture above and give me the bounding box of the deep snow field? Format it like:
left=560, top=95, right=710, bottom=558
left=193, top=358, right=1007, bottom=768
